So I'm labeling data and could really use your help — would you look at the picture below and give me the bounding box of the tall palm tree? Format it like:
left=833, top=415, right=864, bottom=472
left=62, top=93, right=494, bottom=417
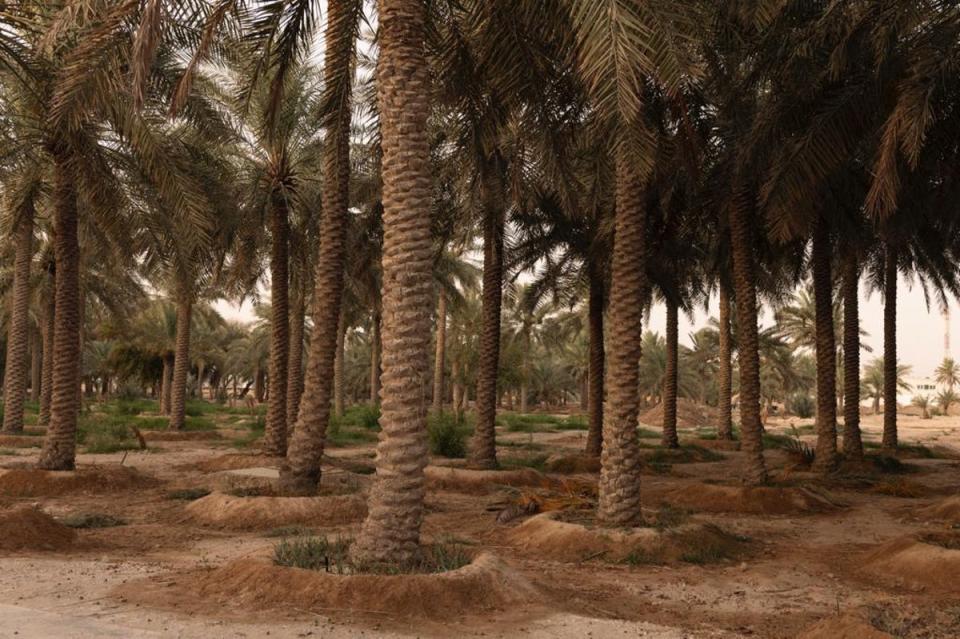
left=935, top=357, right=959, bottom=392
left=281, top=0, right=363, bottom=495
left=349, top=0, right=434, bottom=567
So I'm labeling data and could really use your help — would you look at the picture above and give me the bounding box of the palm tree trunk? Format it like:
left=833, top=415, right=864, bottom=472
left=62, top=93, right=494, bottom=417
left=882, top=244, right=898, bottom=449
left=334, top=310, right=346, bottom=417
left=597, top=149, right=645, bottom=526
left=255, top=365, right=265, bottom=403
left=727, top=191, right=768, bottom=485
left=31, top=329, right=42, bottom=404
left=469, top=165, right=505, bottom=469
left=38, top=153, right=82, bottom=470
left=585, top=260, right=605, bottom=456
left=717, top=280, right=734, bottom=440
left=662, top=299, right=680, bottom=449
left=2, top=200, right=35, bottom=434
left=811, top=218, right=838, bottom=472
left=432, top=291, right=446, bottom=413
left=350, top=0, right=433, bottom=567
left=38, top=262, right=55, bottom=427
left=370, top=309, right=381, bottom=405
left=196, top=362, right=205, bottom=400
left=263, top=198, right=290, bottom=455
left=161, top=354, right=173, bottom=415
left=168, top=298, right=192, bottom=431
left=279, top=0, right=358, bottom=496
left=286, top=281, right=306, bottom=428
left=842, top=251, right=863, bottom=459
left=520, top=328, right=530, bottom=414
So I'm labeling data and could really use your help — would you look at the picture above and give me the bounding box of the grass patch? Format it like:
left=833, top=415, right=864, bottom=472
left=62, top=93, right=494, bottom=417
left=105, top=398, right=158, bottom=416
left=500, top=453, right=550, bottom=472
left=0, top=448, right=18, bottom=455
left=637, top=427, right=661, bottom=439
left=623, top=547, right=667, bottom=566
left=60, top=512, right=126, bottom=528
left=428, top=412, right=471, bottom=458
left=332, top=404, right=381, bottom=430
left=184, top=415, right=216, bottom=431
left=167, top=487, right=211, bottom=501
left=133, top=416, right=170, bottom=430
left=676, top=526, right=749, bottom=564
left=78, top=414, right=142, bottom=453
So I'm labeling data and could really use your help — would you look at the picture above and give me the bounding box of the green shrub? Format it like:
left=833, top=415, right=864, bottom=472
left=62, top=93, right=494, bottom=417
left=273, top=536, right=471, bottom=574
left=428, top=412, right=471, bottom=458
left=790, top=393, right=815, bottom=418
left=60, top=513, right=126, bottom=528
left=334, top=404, right=381, bottom=430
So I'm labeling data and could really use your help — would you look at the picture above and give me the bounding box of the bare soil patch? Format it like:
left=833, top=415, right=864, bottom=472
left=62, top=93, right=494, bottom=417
left=0, top=507, right=77, bottom=551
left=543, top=454, right=601, bottom=474
left=184, top=492, right=367, bottom=530
left=504, top=512, right=745, bottom=564
left=0, top=465, right=156, bottom=497
left=660, top=482, right=839, bottom=515
left=862, top=534, right=960, bottom=594
left=116, top=552, right=545, bottom=621
left=796, top=613, right=893, bottom=639
left=916, top=495, right=960, bottom=523
left=640, top=399, right=717, bottom=429
left=425, top=465, right=584, bottom=494
left=0, top=435, right=43, bottom=448
left=191, top=453, right=280, bottom=473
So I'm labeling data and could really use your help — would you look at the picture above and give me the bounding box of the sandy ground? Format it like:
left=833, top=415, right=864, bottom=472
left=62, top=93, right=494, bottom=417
left=0, top=409, right=958, bottom=638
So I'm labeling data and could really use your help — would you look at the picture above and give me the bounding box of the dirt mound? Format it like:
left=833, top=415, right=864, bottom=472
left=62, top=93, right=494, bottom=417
left=916, top=496, right=960, bottom=523
left=185, top=492, right=366, bottom=530
left=504, top=513, right=745, bottom=563
left=796, top=613, right=892, bottom=639
left=142, top=430, right=222, bottom=442
left=425, top=465, right=565, bottom=493
left=862, top=535, right=960, bottom=594
left=640, top=399, right=718, bottom=430
left=119, top=552, right=543, bottom=620
left=543, top=454, right=601, bottom=474
left=0, top=507, right=77, bottom=551
left=0, top=465, right=156, bottom=497
left=193, top=454, right=280, bottom=473
left=661, top=483, right=839, bottom=515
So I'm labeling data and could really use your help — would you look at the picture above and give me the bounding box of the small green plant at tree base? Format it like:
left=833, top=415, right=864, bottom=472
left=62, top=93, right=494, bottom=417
left=273, top=536, right=472, bottom=574
left=428, top=412, right=472, bottom=458
left=61, top=513, right=126, bottom=528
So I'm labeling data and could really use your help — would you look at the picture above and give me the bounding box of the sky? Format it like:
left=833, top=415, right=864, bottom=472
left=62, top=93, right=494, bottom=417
left=214, top=271, right=953, bottom=380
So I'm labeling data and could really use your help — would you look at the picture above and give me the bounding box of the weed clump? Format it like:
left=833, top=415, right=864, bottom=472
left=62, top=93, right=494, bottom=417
left=273, top=535, right=472, bottom=574
left=60, top=512, right=126, bottom=528
left=428, top=412, right=472, bottom=458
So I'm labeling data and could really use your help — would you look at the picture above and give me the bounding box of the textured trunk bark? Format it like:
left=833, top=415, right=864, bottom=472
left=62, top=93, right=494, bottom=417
left=432, top=292, right=446, bottom=413
left=160, top=354, right=173, bottom=414
left=519, top=328, right=530, bottom=414
left=195, top=363, right=204, bottom=400
left=38, top=262, right=55, bottom=427
left=263, top=198, right=290, bottom=455
left=882, top=244, right=898, bottom=449
left=334, top=310, right=346, bottom=417
left=279, top=0, right=358, bottom=496
left=811, top=218, right=838, bottom=472
left=2, top=198, right=34, bottom=434
left=38, top=153, right=82, bottom=470
left=661, top=299, right=679, bottom=449
left=350, top=0, right=433, bottom=567
left=286, top=281, right=306, bottom=428
left=841, top=251, right=863, bottom=459
left=255, top=366, right=265, bottom=403
left=452, top=359, right=463, bottom=417
left=585, top=259, right=605, bottom=456
left=31, top=329, right=42, bottom=404
left=470, top=165, right=505, bottom=469
left=727, top=191, right=768, bottom=485
left=597, top=148, right=645, bottom=526
left=370, top=309, right=381, bottom=405
left=168, top=298, right=192, bottom=431
left=717, top=281, right=734, bottom=440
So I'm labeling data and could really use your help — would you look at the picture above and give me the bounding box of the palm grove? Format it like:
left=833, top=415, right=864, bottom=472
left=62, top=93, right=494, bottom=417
left=0, top=0, right=958, bottom=566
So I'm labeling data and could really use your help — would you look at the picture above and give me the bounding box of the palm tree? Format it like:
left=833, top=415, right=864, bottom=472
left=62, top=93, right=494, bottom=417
left=281, top=0, right=363, bottom=495
left=935, top=357, right=959, bottom=392
left=912, top=394, right=932, bottom=420
left=0, top=177, right=38, bottom=433
left=349, top=0, right=434, bottom=567
left=862, top=357, right=912, bottom=415
left=937, top=389, right=958, bottom=416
